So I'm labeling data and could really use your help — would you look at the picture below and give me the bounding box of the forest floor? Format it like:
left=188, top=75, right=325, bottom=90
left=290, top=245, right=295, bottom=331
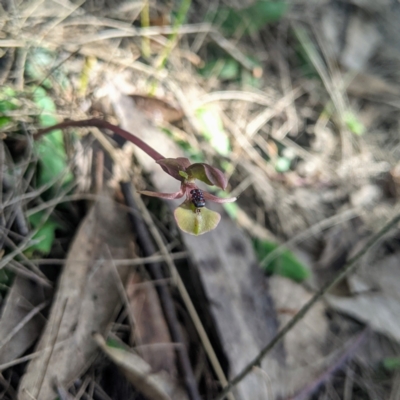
left=1, top=0, right=400, bottom=399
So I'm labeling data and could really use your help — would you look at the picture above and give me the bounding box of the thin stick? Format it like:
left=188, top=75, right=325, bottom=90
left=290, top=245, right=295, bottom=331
left=289, top=328, right=368, bottom=400
left=0, top=300, right=49, bottom=351
left=215, top=212, right=400, bottom=400
left=0, top=339, right=69, bottom=371
left=25, top=252, right=188, bottom=266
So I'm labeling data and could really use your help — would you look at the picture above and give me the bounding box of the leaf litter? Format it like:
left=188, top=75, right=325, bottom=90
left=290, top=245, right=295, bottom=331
left=1, top=0, right=400, bottom=398
left=18, top=190, right=136, bottom=399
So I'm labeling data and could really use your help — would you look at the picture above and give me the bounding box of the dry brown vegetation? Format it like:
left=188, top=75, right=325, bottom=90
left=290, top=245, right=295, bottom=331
left=1, top=0, right=400, bottom=399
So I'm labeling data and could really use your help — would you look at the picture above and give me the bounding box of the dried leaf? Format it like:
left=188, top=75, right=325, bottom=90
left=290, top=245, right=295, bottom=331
left=130, top=95, right=183, bottom=124
left=0, top=276, right=47, bottom=366
left=126, top=273, right=176, bottom=375
left=327, top=253, right=400, bottom=343
left=94, top=334, right=187, bottom=400
left=269, top=276, right=330, bottom=394
left=18, top=191, right=136, bottom=400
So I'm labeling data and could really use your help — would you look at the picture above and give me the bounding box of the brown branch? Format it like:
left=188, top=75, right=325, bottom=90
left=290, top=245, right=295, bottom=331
left=215, top=212, right=400, bottom=400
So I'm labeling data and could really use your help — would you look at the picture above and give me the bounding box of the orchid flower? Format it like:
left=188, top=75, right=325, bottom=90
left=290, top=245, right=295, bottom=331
left=139, top=157, right=236, bottom=235
left=34, top=119, right=236, bottom=235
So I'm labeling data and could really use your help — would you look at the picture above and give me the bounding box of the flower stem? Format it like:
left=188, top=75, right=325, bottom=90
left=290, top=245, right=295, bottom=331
left=34, top=118, right=165, bottom=161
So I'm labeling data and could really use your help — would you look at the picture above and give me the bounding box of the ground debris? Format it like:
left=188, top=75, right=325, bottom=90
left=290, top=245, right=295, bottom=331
left=17, top=190, right=136, bottom=400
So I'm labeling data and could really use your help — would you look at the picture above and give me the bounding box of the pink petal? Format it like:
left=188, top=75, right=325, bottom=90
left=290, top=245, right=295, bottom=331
left=138, top=189, right=184, bottom=200
left=202, top=192, right=237, bottom=203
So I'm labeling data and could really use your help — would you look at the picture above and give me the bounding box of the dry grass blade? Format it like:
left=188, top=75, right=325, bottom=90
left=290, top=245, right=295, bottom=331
left=245, top=88, right=302, bottom=138
left=17, top=190, right=136, bottom=400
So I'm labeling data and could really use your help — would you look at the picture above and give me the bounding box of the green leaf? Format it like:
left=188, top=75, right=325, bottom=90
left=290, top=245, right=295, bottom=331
left=195, top=106, right=230, bottom=156
left=0, top=87, right=19, bottom=129
left=27, top=212, right=59, bottom=255
left=253, top=239, right=310, bottom=282
left=106, top=337, right=128, bottom=350
left=199, top=58, right=240, bottom=81
left=382, top=357, right=400, bottom=371
left=0, top=117, right=11, bottom=129
left=219, top=1, right=288, bottom=36
left=174, top=202, right=221, bottom=235
left=344, top=111, right=365, bottom=136
left=32, top=87, right=73, bottom=187
left=241, top=69, right=263, bottom=88
left=219, top=59, right=240, bottom=80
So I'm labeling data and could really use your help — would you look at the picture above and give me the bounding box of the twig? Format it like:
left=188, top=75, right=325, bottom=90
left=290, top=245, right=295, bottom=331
left=15, top=47, right=27, bottom=91
left=196, top=90, right=273, bottom=107
left=105, top=245, right=137, bottom=336
left=2, top=176, right=29, bottom=237
left=260, top=208, right=358, bottom=269
left=119, top=181, right=201, bottom=400
left=0, top=339, right=70, bottom=372
left=0, top=300, right=49, bottom=351
left=0, top=48, right=14, bottom=86
left=0, top=373, right=17, bottom=399
left=25, top=252, right=188, bottom=266
left=214, top=212, right=400, bottom=400
left=289, top=328, right=368, bottom=400
left=245, top=88, right=302, bottom=138
left=154, top=0, right=191, bottom=70
left=0, top=142, right=5, bottom=253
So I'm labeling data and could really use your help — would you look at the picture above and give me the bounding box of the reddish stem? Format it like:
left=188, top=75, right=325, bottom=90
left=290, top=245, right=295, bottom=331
left=34, top=118, right=165, bottom=161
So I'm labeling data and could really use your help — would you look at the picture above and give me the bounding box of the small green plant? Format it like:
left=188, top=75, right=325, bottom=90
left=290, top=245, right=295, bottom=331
left=0, top=87, right=19, bottom=129
left=253, top=239, right=310, bottom=282
left=217, top=0, right=287, bottom=36
left=27, top=211, right=60, bottom=255
left=382, top=357, right=400, bottom=372
left=36, top=119, right=236, bottom=235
